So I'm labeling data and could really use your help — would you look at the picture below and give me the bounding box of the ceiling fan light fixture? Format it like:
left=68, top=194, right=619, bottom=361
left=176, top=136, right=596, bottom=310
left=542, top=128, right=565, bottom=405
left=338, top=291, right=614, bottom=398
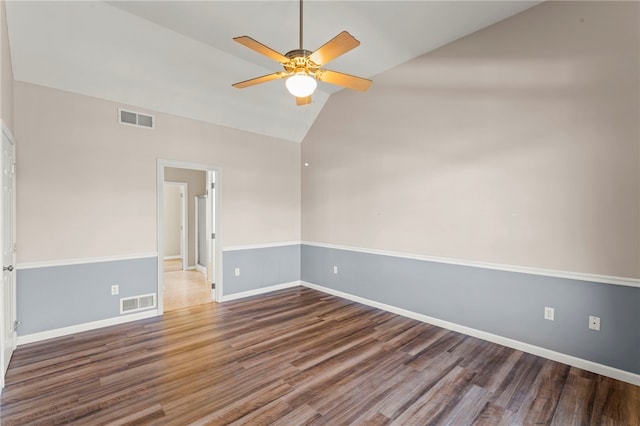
left=232, top=0, right=372, bottom=105
left=285, top=72, right=317, bottom=98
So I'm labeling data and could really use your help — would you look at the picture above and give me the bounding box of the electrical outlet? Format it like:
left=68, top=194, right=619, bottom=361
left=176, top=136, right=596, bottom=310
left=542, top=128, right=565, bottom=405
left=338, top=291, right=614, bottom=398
left=111, top=284, right=119, bottom=295
left=234, top=268, right=240, bottom=277
left=333, top=266, right=338, bottom=274
left=589, top=315, right=600, bottom=331
left=544, top=307, right=554, bottom=321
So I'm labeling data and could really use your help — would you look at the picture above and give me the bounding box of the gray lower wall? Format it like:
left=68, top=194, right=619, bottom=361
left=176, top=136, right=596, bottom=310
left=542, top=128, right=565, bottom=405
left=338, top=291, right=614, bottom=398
left=223, top=244, right=300, bottom=295
left=301, top=244, right=640, bottom=375
left=16, top=244, right=639, bottom=376
left=17, top=256, right=158, bottom=335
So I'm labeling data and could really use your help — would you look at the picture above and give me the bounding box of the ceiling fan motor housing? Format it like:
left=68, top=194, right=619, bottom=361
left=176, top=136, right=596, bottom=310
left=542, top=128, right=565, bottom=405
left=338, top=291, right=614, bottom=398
left=285, top=49, right=312, bottom=59
left=284, top=50, right=319, bottom=76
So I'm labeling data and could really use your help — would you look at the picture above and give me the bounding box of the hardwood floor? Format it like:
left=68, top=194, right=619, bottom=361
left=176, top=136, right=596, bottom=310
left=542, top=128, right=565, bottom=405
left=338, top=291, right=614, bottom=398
left=163, top=258, right=183, bottom=273
left=1, top=287, right=638, bottom=425
left=163, top=259, right=211, bottom=312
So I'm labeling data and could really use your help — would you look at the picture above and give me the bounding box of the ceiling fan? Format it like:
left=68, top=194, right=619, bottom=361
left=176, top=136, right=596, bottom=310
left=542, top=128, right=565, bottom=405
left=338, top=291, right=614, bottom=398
left=232, top=0, right=372, bottom=106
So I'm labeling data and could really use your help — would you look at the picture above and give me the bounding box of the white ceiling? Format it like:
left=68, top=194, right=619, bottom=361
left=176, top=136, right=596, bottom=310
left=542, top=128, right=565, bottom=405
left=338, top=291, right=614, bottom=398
left=5, top=1, right=540, bottom=142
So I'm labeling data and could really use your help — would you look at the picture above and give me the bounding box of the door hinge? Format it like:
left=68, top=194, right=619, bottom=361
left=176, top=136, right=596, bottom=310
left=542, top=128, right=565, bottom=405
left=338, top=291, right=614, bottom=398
left=13, top=320, right=21, bottom=332
left=13, top=243, right=16, bottom=254
left=12, top=163, right=16, bottom=176
left=211, top=283, right=216, bottom=289
left=211, top=233, right=215, bottom=239
left=211, top=182, right=215, bottom=189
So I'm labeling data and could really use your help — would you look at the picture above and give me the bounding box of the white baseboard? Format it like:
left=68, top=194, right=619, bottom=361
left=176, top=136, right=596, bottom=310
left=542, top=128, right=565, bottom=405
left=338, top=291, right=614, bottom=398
left=163, top=255, right=181, bottom=260
left=301, top=281, right=640, bottom=386
left=17, top=309, right=159, bottom=346
left=221, top=281, right=301, bottom=302
left=195, top=264, right=206, bottom=274
left=14, top=281, right=639, bottom=386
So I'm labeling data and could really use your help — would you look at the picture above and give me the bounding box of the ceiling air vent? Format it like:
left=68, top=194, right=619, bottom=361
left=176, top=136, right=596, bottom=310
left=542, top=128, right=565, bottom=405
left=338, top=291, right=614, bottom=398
left=118, top=108, right=154, bottom=129
left=120, top=293, right=156, bottom=314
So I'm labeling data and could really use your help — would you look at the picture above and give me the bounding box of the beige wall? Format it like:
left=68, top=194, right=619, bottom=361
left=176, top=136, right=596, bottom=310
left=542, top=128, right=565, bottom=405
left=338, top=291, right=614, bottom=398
left=15, top=82, right=301, bottom=263
left=163, top=184, right=182, bottom=258
left=302, top=1, right=639, bottom=278
left=0, top=0, right=13, bottom=132
left=164, top=167, right=207, bottom=266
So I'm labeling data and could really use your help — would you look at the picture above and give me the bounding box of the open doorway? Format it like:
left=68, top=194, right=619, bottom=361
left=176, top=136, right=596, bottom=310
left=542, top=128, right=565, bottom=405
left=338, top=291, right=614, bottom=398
left=157, top=160, right=221, bottom=314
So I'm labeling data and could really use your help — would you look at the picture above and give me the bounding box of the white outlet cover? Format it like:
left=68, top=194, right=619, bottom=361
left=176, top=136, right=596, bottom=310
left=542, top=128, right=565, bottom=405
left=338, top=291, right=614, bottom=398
left=589, top=315, right=600, bottom=331
left=544, top=307, right=554, bottom=321
left=333, top=266, right=338, bottom=274
left=234, top=268, right=240, bottom=276
left=111, top=285, right=119, bottom=295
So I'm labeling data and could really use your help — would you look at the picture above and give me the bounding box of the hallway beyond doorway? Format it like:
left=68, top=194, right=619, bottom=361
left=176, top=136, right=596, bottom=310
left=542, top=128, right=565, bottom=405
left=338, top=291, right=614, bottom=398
left=163, top=259, right=211, bottom=311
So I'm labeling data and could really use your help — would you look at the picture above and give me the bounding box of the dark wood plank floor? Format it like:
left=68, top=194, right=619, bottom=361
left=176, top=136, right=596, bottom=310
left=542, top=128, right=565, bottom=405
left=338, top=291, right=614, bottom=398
left=1, top=287, right=638, bottom=425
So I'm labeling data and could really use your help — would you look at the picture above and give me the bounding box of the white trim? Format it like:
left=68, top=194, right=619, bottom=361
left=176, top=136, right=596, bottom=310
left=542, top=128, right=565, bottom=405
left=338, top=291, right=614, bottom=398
left=220, top=281, right=301, bottom=302
left=195, top=264, right=206, bottom=274
left=207, top=171, right=219, bottom=301
left=16, top=253, right=158, bottom=270
left=164, top=255, right=181, bottom=260
left=301, top=281, right=640, bottom=386
left=301, top=241, right=640, bottom=288
left=17, top=309, right=159, bottom=346
left=223, top=241, right=301, bottom=252
left=157, top=163, right=165, bottom=313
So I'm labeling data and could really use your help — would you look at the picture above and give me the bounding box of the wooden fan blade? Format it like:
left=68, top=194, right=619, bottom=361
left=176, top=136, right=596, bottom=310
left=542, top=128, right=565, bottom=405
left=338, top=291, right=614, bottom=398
left=308, top=31, right=360, bottom=66
left=296, top=96, right=312, bottom=106
left=233, top=36, right=289, bottom=64
left=232, top=72, right=286, bottom=89
left=316, top=69, right=372, bottom=92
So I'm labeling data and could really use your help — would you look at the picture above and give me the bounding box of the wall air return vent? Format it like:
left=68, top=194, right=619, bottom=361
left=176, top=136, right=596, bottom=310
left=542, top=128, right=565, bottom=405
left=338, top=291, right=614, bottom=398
left=118, top=108, right=154, bottom=129
left=120, top=293, right=156, bottom=314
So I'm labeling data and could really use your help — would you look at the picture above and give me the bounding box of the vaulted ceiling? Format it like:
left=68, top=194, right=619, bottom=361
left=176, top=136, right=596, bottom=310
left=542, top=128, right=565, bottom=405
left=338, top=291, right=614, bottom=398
left=5, top=1, right=540, bottom=142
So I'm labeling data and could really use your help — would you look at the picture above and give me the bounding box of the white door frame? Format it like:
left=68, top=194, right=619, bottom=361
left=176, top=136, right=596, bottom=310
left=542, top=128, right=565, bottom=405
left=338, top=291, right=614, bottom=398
left=157, top=159, right=222, bottom=315
left=0, top=122, right=16, bottom=389
left=163, top=182, right=187, bottom=271
left=205, top=171, right=216, bottom=299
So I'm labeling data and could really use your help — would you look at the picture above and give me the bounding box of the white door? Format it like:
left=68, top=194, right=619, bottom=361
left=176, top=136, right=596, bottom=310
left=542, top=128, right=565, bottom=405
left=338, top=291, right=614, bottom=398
left=195, top=195, right=207, bottom=276
left=1, top=129, right=16, bottom=387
